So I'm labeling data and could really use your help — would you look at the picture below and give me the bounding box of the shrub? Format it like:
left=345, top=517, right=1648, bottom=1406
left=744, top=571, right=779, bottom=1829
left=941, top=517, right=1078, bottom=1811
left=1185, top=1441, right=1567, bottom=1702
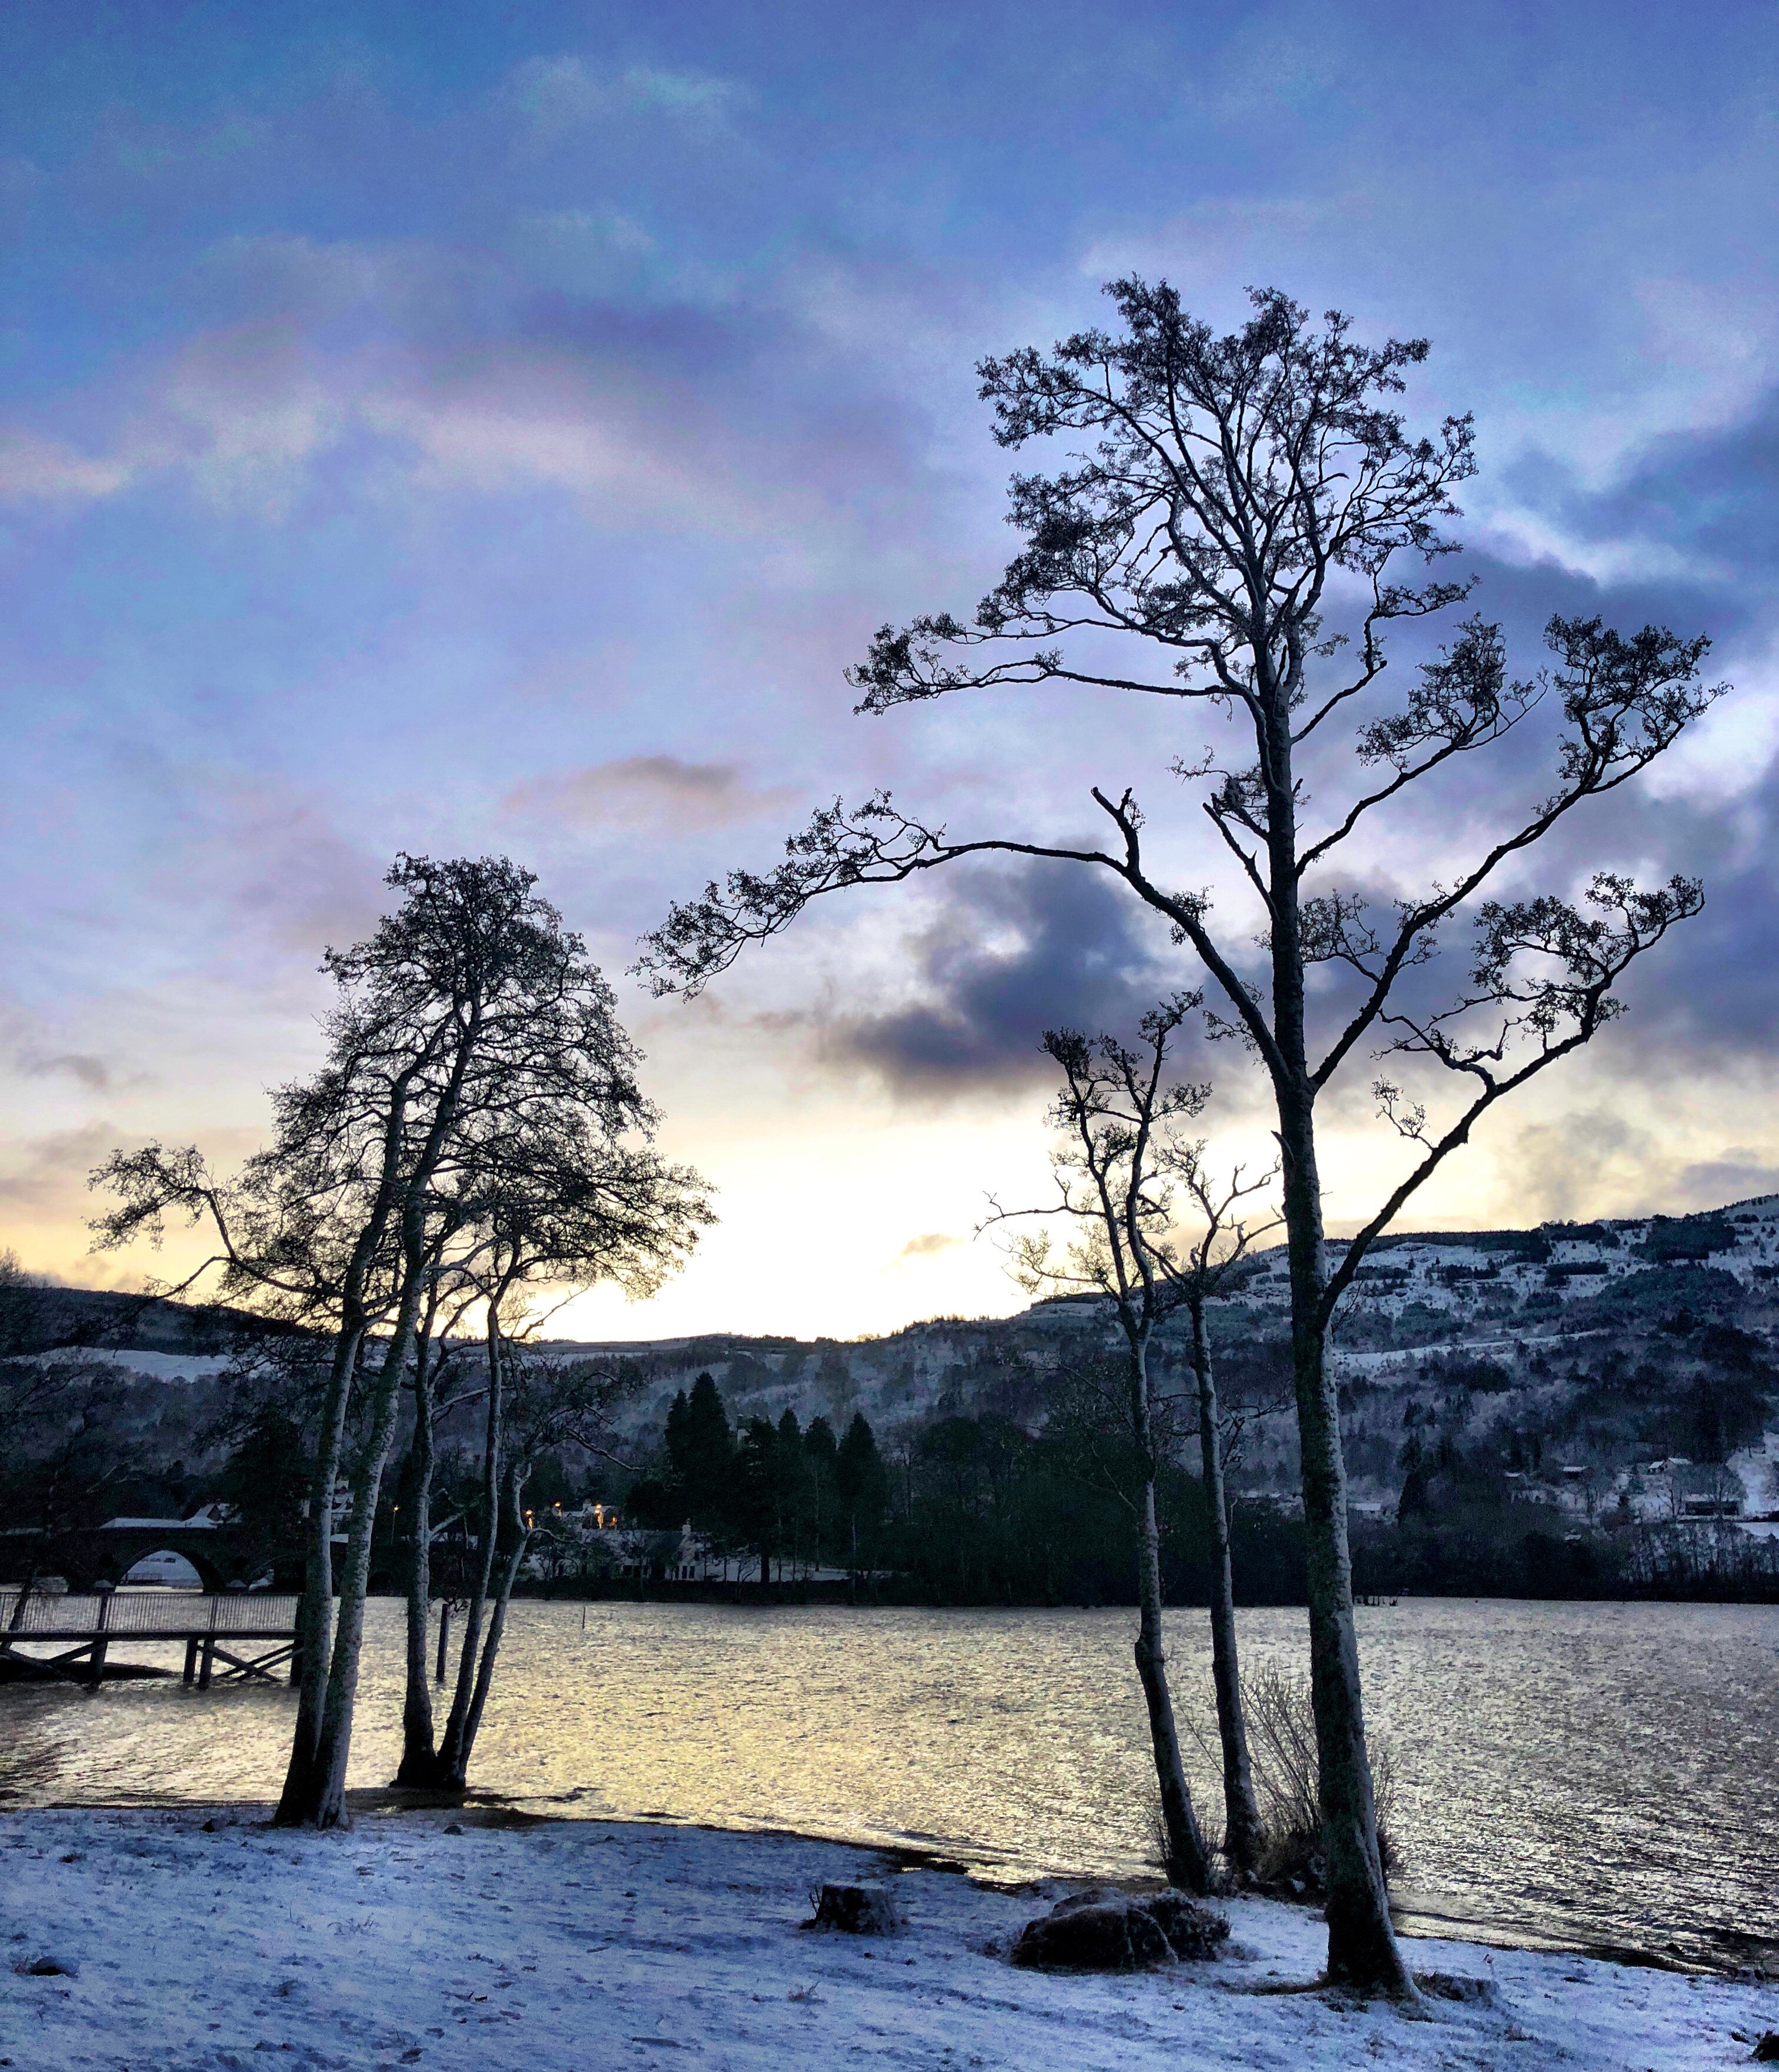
left=1242, top=1665, right=1401, bottom=1895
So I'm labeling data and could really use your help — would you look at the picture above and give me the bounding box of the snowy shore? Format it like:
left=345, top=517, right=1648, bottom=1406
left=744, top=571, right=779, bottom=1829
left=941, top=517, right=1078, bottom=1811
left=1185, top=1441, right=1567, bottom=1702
left=2, top=1806, right=1774, bottom=2071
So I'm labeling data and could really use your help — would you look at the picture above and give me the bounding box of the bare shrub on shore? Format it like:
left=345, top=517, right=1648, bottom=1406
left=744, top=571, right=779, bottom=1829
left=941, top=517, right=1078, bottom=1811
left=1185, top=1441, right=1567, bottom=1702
left=1244, top=1666, right=1400, bottom=1894
left=1181, top=1664, right=1400, bottom=1895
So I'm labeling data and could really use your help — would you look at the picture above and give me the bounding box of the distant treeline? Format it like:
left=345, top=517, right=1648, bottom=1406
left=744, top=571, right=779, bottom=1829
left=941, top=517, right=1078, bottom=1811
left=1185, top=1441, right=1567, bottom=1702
left=588, top=1371, right=1779, bottom=1608
left=9, top=1302, right=1776, bottom=1608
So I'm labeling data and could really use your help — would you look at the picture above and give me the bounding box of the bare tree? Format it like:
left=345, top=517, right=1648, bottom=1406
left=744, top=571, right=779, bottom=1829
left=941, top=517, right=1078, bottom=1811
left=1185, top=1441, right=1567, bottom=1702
left=998, top=995, right=1270, bottom=1885
left=95, top=1093, right=413, bottom=1824
left=400, top=1127, right=711, bottom=1787
left=394, top=1274, right=482, bottom=1786
left=636, top=283, right=1722, bottom=1991
left=1165, top=1137, right=1273, bottom=1881
left=94, top=853, right=706, bottom=1830
left=434, top=1348, right=633, bottom=1789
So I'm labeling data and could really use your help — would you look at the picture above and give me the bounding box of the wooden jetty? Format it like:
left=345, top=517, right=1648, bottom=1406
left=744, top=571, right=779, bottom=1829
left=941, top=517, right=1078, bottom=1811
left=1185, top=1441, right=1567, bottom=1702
left=0, top=1588, right=299, bottom=1687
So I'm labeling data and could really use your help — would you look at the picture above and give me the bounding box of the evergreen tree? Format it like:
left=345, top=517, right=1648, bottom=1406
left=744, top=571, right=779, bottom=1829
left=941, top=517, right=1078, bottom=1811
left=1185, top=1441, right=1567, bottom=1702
left=674, top=1372, right=734, bottom=1527
left=735, top=1415, right=780, bottom=1585
left=772, top=1406, right=811, bottom=1573
left=802, top=1415, right=838, bottom=1566
left=835, top=1412, right=888, bottom=1567
left=662, top=1388, right=692, bottom=1488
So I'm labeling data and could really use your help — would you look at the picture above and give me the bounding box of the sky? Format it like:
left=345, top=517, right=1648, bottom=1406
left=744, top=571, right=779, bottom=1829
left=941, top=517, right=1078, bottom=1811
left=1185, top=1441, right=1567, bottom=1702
left=2, top=0, right=1777, bottom=1340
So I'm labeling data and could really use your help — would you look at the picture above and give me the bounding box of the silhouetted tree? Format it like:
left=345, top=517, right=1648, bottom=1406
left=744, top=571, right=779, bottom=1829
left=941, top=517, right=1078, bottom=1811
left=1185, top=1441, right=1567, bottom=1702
left=96, top=853, right=708, bottom=1830
left=638, top=283, right=1723, bottom=1991
left=834, top=1412, right=889, bottom=1573
left=801, top=1414, right=838, bottom=1566
left=393, top=1276, right=482, bottom=1783
left=434, top=1352, right=632, bottom=1787
left=998, top=996, right=1272, bottom=1886
left=213, top=1404, right=309, bottom=1586
left=735, top=1416, right=781, bottom=1586
left=668, top=1371, right=737, bottom=1528
left=402, top=1044, right=709, bottom=1790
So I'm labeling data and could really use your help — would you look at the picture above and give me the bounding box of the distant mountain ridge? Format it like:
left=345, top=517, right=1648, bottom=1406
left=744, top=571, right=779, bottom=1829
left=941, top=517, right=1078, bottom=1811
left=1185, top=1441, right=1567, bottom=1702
left=18, top=1196, right=1779, bottom=1516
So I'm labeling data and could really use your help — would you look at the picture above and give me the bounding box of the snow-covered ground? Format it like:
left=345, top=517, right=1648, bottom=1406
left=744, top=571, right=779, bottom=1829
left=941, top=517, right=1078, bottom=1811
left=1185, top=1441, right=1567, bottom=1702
left=26, top=1346, right=236, bottom=1380
left=2, top=1807, right=1773, bottom=2070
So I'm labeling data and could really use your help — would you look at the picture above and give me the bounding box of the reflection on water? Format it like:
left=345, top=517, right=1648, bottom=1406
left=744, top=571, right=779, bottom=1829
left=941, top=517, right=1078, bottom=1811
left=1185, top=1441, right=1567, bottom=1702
left=3, top=1597, right=1774, bottom=1968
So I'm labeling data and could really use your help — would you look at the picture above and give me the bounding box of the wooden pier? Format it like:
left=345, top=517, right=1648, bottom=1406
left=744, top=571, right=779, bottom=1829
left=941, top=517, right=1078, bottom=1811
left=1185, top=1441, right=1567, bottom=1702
left=0, top=1589, right=299, bottom=1687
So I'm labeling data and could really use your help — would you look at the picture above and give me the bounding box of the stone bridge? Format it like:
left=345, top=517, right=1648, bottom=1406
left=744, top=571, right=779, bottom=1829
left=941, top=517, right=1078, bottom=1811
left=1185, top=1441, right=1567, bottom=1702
left=9, top=1516, right=270, bottom=1593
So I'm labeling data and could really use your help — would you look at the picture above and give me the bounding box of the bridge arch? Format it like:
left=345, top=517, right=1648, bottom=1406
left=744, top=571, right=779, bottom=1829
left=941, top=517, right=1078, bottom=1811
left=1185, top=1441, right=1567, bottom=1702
left=121, top=1547, right=211, bottom=1591
left=52, top=1527, right=236, bottom=1594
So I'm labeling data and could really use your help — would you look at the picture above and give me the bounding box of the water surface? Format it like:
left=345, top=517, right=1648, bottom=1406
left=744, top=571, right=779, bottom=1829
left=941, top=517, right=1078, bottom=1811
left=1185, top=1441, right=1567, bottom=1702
left=3, top=1597, right=1773, bottom=1970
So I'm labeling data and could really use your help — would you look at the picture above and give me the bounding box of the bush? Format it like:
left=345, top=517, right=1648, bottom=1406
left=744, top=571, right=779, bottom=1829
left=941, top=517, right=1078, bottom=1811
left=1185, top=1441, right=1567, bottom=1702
left=1241, top=1665, right=1401, bottom=1894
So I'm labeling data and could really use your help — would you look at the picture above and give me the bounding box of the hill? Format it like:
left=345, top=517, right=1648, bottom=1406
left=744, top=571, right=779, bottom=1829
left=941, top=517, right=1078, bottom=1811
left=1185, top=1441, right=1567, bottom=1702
left=15, top=1197, right=1779, bottom=1540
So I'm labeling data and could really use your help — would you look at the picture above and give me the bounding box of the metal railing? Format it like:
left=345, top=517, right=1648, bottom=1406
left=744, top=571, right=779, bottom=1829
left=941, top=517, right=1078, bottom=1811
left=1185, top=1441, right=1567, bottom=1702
left=0, top=1591, right=299, bottom=1637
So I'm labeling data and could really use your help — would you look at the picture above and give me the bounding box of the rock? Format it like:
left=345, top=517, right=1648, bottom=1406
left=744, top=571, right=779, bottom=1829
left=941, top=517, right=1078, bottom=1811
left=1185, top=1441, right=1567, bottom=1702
left=1416, top=1971, right=1496, bottom=2004
left=19, top=1955, right=78, bottom=1977
left=803, top=1884, right=905, bottom=1935
left=1011, top=1890, right=1229, bottom=1971
left=443, top=1823, right=465, bottom=1836
left=1753, top=2035, right=1779, bottom=2063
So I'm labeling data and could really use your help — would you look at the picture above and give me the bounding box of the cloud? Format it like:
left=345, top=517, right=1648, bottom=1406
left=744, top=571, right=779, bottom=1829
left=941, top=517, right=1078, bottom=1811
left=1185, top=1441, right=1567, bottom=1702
left=1674, top=1151, right=1779, bottom=1208
left=0, top=332, right=709, bottom=523
left=1262, top=380, right=1779, bottom=1090
left=0, top=1123, right=120, bottom=1215
left=899, top=1232, right=960, bottom=1259
left=357, top=359, right=744, bottom=522
left=0, top=326, right=343, bottom=517
left=824, top=862, right=1181, bottom=1097
left=504, top=56, right=747, bottom=150
left=0, top=289, right=929, bottom=548
left=1490, top=1110, right=1660, bottom=1226
left=1460, top=1109, right=1779, bottom=1231
left=16, top=1051, right=111, bottom=1092
left=511, top=208, right=659, bottom=299
left=0, top=431, right=133, bottom=503
left=1489, top=386, right=1779, bottom=619
left=146, top=770, right=388, bottom=962
left=0, top=1005, right=119, bottom=1096
left=504, top=756, right=795, bottom=834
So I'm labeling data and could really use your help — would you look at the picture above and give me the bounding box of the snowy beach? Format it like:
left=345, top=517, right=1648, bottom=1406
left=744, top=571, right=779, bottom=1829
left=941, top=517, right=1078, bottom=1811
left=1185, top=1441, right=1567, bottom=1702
left=2, top=1806, right=1774, bottom=2071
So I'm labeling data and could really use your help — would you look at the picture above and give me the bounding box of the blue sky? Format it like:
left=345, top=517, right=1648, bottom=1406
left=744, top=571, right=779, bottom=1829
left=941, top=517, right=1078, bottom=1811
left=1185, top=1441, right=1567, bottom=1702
left=3, top=2, right=1777, bottom=1336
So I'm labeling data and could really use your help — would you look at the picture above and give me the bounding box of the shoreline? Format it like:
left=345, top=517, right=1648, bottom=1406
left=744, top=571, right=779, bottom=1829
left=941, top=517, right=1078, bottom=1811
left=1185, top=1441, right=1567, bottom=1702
left=1, top=1782, right=1765, bottom=1983
left=5, top=1596, right=1774, bottom=1986
left=2, top=1803, right=1774, bottom=2070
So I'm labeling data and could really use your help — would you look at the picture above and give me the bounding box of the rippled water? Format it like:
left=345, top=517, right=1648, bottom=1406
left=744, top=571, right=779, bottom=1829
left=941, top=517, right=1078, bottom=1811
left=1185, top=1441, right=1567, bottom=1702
left=3, top=1597, right=1774, bottom=1968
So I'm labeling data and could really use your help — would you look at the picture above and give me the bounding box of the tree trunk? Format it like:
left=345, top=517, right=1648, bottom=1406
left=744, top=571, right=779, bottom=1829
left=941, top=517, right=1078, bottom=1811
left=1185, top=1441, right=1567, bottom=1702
left=394, top=1343, right=442, bottom=1787
left=1189, top=1296, right=1264, bottom=1879
left=1262, top=673, right=1412, bottom=1995
left=274, top=1322, right=361, bottom=1825
left=1128, top=1336, right=1212, bottom=1894
left=302, top=1329, right=416, bottom=1827
left=437, top=1317, right=504, bottom=1784
left=284, top=1224, right=439, bottom=1829
left=449, top=1463, right=530, bottom=1784
left=1278, top=1088, right=1411, bottom=1994
left=275, top=956, right=483, bottom=1830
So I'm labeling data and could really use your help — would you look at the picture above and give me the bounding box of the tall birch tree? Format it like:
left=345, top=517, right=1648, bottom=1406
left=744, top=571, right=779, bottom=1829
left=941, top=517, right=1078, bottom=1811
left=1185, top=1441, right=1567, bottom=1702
left=402, top=1132, right=711, bottom=1787
left=95, top=853, right=700, bottom=1830
left=636, top=282, right=1723, bottom=1991
left=432, top=1347, right=634, bottom=1788
left=1001, top=996, right=1270, bottom=1886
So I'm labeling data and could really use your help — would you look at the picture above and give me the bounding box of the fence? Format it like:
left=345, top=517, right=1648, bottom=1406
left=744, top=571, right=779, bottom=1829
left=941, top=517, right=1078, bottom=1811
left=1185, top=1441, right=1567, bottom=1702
left=0, top=1589, right=301, bottom=1686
